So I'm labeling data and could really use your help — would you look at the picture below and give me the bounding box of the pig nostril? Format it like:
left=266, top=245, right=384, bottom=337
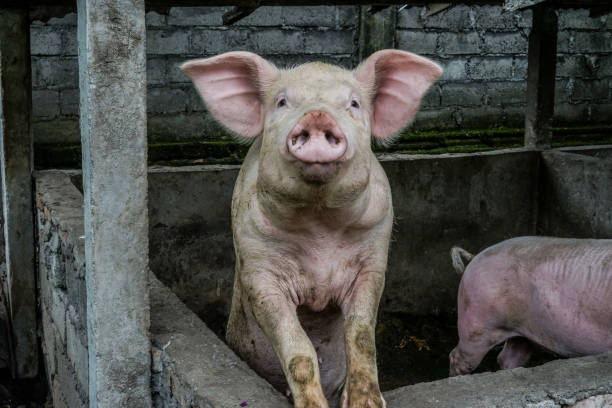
left=297, top=130, right=309, bottom=145
left=325, top=131, right=339, bottom=146
left=291, top=136, right=297, bottom=146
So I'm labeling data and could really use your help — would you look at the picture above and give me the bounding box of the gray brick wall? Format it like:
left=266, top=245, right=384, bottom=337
left=31, top=6, right=612, bottom=144
left=397, top=6, right=611, bottom=130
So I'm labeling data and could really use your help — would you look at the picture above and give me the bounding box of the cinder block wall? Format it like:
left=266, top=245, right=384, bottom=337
left=30, top=6, right=612, bottom=144
left=398, top=7, right=612, bottom=130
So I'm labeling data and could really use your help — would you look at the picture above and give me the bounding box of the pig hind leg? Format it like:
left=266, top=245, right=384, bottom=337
left=497, top=337, right=534, bottom=369
left=449, top=328, right=512, bottom=376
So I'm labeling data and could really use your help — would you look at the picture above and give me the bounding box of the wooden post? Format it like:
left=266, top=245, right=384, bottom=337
left=0, top=7, right=38, bottom=379
left=77, top=0, right=151, bottom=406
left=357, top=5, right=398, bottom=62
left=524, top=4, right=558, bottom=148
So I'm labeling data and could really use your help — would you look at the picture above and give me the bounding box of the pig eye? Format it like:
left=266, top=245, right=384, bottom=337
left=350, top=99, right=360, bottom=109
left=277, top=97, right=287, bottom=108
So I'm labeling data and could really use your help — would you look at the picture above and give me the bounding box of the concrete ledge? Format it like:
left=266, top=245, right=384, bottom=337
left=384, top=352, right=612, bottom=407
left=35, top=169, right=84, bottom=251
left=150, top=275, right=291, bottom=408
left=554, top=145, right=612, bottom=158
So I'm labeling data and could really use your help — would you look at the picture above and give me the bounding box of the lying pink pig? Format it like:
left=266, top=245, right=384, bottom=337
left=449, top=237, right=612, bottom=376
left=181, top=50, right=442, bottom=407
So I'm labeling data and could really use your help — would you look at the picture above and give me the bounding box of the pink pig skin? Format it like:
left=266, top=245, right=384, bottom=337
left=449, top=237, right=612, bottom=377
left=181, top=50, right=441, bottom=408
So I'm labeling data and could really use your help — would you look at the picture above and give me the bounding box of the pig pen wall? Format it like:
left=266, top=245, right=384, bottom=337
left=148, top=149, right=541, bottom=324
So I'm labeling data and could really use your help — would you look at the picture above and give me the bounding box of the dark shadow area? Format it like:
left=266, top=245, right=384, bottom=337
left=0, top=368, right=48, bottom=408
left=375, top=312, right=556, bottom=391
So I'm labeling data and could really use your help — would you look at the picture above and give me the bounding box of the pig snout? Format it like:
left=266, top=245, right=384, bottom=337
left=287, top=110, right=347, bottom=164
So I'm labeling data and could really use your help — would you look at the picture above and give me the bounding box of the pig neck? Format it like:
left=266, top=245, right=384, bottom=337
left=255, top=159, right=378, bottom=232
left=256, top=181, right=373, bottom=232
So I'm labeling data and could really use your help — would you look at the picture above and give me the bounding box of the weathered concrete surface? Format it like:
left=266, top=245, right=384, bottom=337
left=383, top=352, right=612, bottom=407
left=36, top=170, right=88, bottom=407
left=149, top=149, right=540, bottom=320
left=0, top=7, right=38, bottom=378
left=150, top=274, right=292, bottom=408
left=77, top=0, right=151, bottom=406
left=538, top=146, right=612, bottom=238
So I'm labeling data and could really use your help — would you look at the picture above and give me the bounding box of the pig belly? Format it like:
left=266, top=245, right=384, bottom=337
left=526, top=311, right=612, bottom=357
left=521, top=262, right=612, bottom=356
left=230, top=303, right=346, bottom=400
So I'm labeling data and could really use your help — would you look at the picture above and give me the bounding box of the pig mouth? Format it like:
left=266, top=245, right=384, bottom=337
left=295, top=161, right=341, bottom=184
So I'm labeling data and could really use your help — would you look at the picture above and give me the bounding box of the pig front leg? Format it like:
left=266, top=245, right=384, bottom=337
left=244, top=276, right=328, bottom=408
left=341, top=271, right=386, bottom=408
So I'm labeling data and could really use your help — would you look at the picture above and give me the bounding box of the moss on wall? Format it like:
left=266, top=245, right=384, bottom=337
left=34, top=124, right=612, bottom=169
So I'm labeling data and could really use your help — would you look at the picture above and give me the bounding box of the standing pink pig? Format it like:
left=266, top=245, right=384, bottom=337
left=181, top=50, right=441, bottom=407
left=449, top=237, right=612, bottom=376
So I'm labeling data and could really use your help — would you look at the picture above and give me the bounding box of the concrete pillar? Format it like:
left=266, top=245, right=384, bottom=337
left=77, top=1, right=151, bottom=407
left=0, top=7, right=38, bottom=379
left=524, top=5, right=558, bottom=149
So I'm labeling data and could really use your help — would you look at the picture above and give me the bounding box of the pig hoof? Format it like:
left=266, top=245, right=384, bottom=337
left=341, top=393, right=386, bottom=408
left=341, top=383, right=386, bottom=408
left=294, top=396, right=328, bottom=408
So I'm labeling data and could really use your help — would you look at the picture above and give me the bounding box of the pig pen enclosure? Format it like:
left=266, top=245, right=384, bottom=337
left=35, top=146, right=612, bottom=407
left=1, top=0, right=612, bottom=407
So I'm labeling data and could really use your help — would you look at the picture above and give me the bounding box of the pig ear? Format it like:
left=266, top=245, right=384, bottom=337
left=355, top=50, right=442, bottom=141
left=181, top=51, right=279, bottom=139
